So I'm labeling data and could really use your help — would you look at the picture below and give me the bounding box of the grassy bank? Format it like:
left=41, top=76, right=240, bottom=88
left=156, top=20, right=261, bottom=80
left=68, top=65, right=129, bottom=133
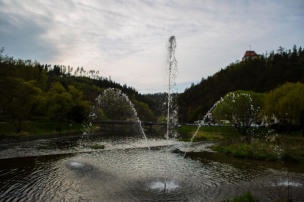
left=0, top=121, right=84, bottom=140
left=225, top=192, right=258, bottom=202
left=178, top=125, right=304, bottom=163
left=176, top=125, right=240, bottom=141
left=212, top=132, right=304, bottom=163
left=0, top=121, right=164, bottom=141
left=213, top=142, right=280, bottom=161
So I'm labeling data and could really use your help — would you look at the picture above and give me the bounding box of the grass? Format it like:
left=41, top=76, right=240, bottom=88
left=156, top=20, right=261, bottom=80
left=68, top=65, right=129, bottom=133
left=224, top=192, right=258, bottom=202
left=178, top=125, right=304, bottom=163
left=0, top=121, right=83, bottom=139
left=212, top=133, right=304, bottom=163
left=177, top=125, right=240, bottom=142
left=90, top=144, right=105, bottom=149
left=180, top=131, right=224, bottom=141
left=212, top=142, right=279, bottom=161
left=277, top=133, right=304, bottom=163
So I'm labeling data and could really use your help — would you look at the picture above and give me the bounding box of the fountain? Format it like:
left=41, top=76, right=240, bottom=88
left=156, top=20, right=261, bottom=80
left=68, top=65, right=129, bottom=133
left=1, top=36, right=304, bottom=202
left=161, top=36, right=179, bottom=192
left=182, top=90, right=263, bottom=156
left=96, top=88, right=149, bottom=148
left=183, top=98, right=223, bottom=157
left=166, top=36, right=178, bottom=141
left=71, top=36, right=180, bottom=193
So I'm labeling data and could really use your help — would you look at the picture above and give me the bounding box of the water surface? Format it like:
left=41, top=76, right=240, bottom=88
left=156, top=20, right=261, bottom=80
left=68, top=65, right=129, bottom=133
left=0, top=136, right=303, bottom=201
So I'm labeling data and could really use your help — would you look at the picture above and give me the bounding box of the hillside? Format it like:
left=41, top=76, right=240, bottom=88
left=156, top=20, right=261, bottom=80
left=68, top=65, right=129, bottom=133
left=0, top=51, right=157, bottom=134
left=178, top=46, right=304, bottom=123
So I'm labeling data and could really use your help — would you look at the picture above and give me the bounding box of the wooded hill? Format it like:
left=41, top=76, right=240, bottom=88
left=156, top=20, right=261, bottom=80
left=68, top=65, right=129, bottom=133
left=0, top=50, right=156, bottom=133
left=178, top=46, right=304, bottom=123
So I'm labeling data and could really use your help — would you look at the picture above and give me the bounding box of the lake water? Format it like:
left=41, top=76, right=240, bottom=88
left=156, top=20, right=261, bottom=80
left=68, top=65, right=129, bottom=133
left=0, top=135, right=303, bottom=201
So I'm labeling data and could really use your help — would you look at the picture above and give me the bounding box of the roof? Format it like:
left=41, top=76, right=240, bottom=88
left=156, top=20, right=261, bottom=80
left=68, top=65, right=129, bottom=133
left=243, top=50, right=257, bottom=59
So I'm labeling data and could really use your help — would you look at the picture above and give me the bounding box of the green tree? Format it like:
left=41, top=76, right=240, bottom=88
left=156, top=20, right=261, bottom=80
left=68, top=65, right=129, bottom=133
left=67, top=85, right=90, bottom=123
left=133, top=99, right=155, bottom=121
left=47, top=82, right=73, bottom=130
left=213, top=90, right=264, bottom=140
left=96, top=89, right=135, bottom=121
left=0, top=78, right=41, bottom=132
left=264, top=82, right=304, bottom=134
left=157, top=115, right=167, bottom=123
left=31, top=92, right=48, bottom=117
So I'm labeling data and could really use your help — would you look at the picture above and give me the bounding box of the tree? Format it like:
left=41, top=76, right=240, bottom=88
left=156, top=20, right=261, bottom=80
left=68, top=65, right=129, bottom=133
left=132, top=99, right=155, bottom=121
left=47, top=82, right=73, bottom=130
left=213, top=90, right=264, bottom=141
left=264, top=82, right=304, bottom=134
left=0, top=78, right=41, bottom=132
left=67, top=85, right=90, bottom=123
left=96, top=89, right=135, bottom=121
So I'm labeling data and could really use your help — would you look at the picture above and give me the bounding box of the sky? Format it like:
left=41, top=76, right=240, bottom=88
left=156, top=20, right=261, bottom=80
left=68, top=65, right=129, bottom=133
left=0, top=0, right=304, bottom=93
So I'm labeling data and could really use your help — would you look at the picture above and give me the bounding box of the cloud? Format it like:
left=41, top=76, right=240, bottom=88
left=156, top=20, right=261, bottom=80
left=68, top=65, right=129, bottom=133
left=0, top=0, right=303, bottom=93
left=0, top=0, right=59, bottom=61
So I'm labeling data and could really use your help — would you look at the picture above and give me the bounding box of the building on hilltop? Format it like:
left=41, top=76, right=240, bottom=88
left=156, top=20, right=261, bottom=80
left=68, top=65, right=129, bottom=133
left=242, top=50, right=258, bottom=61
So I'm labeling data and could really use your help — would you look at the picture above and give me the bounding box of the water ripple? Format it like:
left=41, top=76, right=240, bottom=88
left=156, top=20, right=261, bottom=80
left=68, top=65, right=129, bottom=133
left=0, top=140, right=303, bottom=201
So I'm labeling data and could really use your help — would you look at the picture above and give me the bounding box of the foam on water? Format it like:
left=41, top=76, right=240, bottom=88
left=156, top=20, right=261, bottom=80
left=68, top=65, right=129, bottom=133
left=273, top=181, right=303, bottom=187
left=149, top=181, right=179, bottom=192
left=69, top=161, right=85, bottom=168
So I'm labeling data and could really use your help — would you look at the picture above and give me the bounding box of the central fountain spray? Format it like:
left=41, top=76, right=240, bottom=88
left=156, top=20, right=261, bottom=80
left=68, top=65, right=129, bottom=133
left=166, top=36, right=178, bottom=141
left=162, top=36, right=179, bottom=192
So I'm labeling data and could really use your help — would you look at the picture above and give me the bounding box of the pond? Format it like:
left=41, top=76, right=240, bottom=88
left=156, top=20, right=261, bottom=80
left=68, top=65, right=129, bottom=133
left=0, top=135, right=304, bottom=201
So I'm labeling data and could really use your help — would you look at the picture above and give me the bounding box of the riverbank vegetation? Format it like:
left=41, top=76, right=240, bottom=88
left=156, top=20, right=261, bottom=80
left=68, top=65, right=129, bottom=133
left=225, top=192, right=258, bottom=202
left=208, top=82, right=304, bottom=163
left=213, top=130, right=304, bottom=162
left=212, top=90, right=264, bottom=141
left=176, top=46, right=304, bottom=165
left=180, top=125, right=304, bottom=163
left=0, top=121, right=84, bottom=141
left=176, top=125, right=240, bottom=141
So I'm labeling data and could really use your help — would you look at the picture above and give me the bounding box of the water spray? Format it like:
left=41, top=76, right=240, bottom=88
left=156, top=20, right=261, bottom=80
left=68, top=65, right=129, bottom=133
left=166, top=36, right=177, bottom=140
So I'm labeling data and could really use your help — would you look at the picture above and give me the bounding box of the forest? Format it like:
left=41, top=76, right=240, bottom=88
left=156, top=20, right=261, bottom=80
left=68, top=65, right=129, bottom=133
left=178, top=46, right=304, bottom=123
left=0, top=48, right=157, bottom=135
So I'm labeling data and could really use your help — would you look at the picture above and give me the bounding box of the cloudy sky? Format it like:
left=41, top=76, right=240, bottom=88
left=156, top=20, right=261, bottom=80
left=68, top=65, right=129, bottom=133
left=0, top=0, right=303, bottom=93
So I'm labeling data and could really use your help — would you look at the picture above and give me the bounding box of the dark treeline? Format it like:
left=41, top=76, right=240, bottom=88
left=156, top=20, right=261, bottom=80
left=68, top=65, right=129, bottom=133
left=178, top=46, right=304, bottom=123
left=142, top=93, right=167, bottom=117
left=0, top=49, right=157, bottom=133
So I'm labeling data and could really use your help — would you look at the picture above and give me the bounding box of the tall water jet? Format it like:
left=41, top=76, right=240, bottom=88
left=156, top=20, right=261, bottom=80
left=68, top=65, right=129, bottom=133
left=166, top=36, right=178, bottom=140
left=163, top=36, right=178, bottom=192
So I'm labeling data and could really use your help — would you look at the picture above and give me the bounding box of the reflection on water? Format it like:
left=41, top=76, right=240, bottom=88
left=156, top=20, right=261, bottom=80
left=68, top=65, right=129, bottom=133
left=0, top=136, right=303, bottom=201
